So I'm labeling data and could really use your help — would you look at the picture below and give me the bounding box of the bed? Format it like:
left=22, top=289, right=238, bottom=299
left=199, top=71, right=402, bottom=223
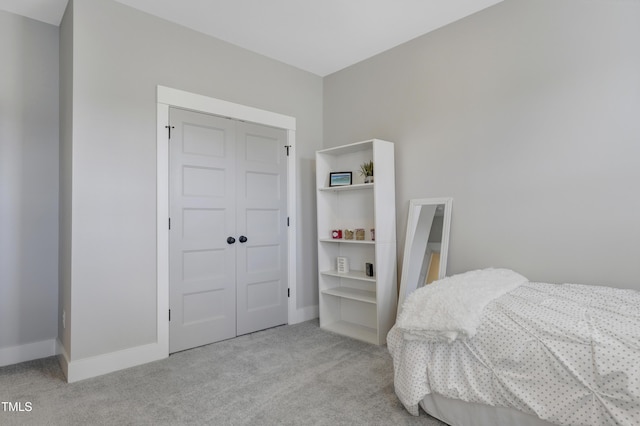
left=388, top=268, right=640, bottom=426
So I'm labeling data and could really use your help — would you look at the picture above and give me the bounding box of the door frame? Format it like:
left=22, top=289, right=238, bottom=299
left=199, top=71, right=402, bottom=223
left=156, top=85, right=297, bottom=355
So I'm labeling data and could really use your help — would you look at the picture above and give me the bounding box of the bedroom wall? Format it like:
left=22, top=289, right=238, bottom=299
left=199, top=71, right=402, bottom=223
left=58, top=1, right=73, bottom=360
left=63, top=0, right=322, bottom=361
left=324, top=0, right=640, bottom=290
left=0, top=11, right=59, bottom=364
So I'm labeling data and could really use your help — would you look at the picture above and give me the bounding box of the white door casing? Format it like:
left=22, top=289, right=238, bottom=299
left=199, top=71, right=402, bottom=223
left=157, top=86, right=297, bottom=356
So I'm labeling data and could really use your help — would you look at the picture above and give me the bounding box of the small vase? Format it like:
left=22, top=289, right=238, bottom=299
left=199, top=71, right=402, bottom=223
left=364, top=175, right=374, bottom=184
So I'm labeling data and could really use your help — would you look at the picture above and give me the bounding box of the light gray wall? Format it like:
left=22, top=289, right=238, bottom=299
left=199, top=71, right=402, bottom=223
left=59, top=1, right=73, bottom=357
left=0, top=11, right=59, bottom=350
left=324, top=0, right=640, bottom=290
left=64, top=0, right=322, bottom=360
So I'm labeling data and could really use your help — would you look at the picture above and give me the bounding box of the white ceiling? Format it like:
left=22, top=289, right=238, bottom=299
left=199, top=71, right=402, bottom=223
left=1, top=0, right=503, bottom=76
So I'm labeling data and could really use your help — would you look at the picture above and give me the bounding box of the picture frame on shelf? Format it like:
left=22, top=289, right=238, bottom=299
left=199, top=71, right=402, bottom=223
left=329, top=172, right=352, bottom=187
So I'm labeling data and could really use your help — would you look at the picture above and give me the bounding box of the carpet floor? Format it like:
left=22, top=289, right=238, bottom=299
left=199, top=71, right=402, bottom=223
left=1, top=320, right=446, bottom=425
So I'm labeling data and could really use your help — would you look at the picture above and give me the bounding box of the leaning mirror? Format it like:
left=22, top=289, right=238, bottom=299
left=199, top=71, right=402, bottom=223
left=397, top=197, right=452, bottom=315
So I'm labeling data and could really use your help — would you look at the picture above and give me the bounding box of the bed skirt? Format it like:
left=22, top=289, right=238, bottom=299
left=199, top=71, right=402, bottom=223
left=421, top=393, right=557, bottom=426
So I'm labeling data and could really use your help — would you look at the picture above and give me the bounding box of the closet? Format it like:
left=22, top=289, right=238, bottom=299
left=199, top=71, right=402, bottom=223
left=168, top=107, right=288, bottom=353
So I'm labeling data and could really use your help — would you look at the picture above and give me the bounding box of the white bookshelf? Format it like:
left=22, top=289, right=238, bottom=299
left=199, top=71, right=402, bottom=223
left=316, top=139, right=397, bottom=345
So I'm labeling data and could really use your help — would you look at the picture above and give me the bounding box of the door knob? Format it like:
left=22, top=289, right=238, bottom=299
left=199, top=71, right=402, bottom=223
left=227, top=237, right=236, bottom=244
left=239, top=235, right=248, bottom=243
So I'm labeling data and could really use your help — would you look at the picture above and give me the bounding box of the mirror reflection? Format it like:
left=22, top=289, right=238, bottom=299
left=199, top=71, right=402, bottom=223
left=397, top=198, right=452, bottom=314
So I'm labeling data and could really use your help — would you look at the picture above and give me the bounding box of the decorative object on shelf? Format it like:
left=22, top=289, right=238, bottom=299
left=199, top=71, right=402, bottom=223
left=344, top=229, right=354, bottom=240
left=355, top=228, right=365, bottom=240
left=331, top=229, right=343, bottom=239
left=337, top=256, right=349, bottom=274
left=329, top=171, right=352, bottom=187
left=365, top=263, right=374, bottom=277
left=370, top=228, right=375, bottom=241
left=359, top=160, right=374, bottom=184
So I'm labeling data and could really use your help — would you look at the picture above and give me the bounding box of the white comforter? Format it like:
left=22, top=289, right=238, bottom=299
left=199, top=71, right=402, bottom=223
left=388, top=281, right=640, bottom=425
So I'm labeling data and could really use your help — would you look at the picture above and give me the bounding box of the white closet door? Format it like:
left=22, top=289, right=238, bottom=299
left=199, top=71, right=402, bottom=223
left=235, top=122, right=288, bottom=336
left=169, top=108, right=236, bottom=353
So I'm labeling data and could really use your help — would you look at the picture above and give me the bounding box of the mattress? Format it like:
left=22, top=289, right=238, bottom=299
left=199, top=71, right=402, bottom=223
left=388, top=281, right=640, bottom=426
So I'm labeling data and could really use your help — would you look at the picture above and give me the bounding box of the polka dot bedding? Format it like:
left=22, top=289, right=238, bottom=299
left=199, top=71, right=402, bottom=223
left=387, top=282, right=640, bottom=425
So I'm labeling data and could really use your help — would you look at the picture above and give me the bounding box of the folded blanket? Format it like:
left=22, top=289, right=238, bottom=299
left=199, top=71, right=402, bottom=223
left=396, top=268, right=528, bottom=342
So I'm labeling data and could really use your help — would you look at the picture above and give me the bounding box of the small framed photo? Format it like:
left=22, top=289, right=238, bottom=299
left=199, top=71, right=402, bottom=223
left=329, top=172, right=352, bottom=187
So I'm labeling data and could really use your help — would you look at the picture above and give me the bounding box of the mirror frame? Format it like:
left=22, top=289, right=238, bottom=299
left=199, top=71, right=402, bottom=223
left=397, top=197, right=453, bottom=314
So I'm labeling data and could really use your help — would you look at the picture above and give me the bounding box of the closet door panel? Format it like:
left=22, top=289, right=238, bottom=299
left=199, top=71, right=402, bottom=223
left=236, top=122, right=288, bottom=336
left=169, top=108, right=236, bottom=353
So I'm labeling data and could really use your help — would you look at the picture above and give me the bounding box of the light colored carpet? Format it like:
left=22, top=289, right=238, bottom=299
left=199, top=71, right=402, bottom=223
left=1, top=320, right=446, bottom=425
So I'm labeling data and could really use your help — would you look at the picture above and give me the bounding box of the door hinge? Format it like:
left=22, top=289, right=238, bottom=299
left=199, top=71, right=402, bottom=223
left=284, top=145, right=291, bottom=156
left=287, top=217, right=290, bottom=227
left=165, top=125, right=175, bottom=139
left=168, top=218, right=171, bottom=230
left=288, top=288, right=290, bottom=298
left=169, top=309, right=171, bottom=321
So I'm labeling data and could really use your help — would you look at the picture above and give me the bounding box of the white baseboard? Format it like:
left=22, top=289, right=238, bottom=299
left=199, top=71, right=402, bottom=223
left=1, top=307, right=315, bottom=378
left=291, top=304, right=319, bottom=324
left=63, top=342, right=167, bottom=383
left=64, top=306, right=315, bottom=382
left=0, top=339, right=58, bottom=367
